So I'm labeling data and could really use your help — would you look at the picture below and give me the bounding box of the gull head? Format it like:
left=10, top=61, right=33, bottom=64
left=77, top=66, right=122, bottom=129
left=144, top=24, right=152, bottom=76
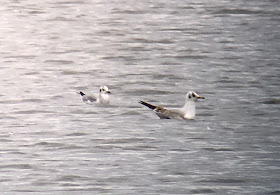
left=186, top=91, right=205, bottom=102
left=99, top=86, right=111, bottom=94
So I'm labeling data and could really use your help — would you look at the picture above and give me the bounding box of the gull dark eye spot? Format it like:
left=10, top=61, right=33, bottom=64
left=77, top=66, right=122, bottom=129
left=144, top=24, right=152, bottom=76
left=192, top=93, right=196, bottom=98
left=188, top=94, right=191, bottom=98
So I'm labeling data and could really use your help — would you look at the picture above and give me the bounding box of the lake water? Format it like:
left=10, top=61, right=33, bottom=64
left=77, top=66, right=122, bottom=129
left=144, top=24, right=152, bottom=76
left=0, top=0, right=279, bottom=194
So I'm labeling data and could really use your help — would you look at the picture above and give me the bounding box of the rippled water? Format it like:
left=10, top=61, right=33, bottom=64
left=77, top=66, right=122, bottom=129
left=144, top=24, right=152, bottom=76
left=0, top=0, right=279, bottom=194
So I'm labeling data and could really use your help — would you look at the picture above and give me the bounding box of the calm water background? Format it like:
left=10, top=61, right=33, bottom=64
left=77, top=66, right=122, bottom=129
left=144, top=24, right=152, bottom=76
left=0, top=0, right=279, bottom=194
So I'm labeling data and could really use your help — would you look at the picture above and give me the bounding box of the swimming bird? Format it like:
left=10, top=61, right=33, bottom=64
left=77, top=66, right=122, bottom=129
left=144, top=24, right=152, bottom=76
left=78, top=86, right=111, bottom=105
left=139, top=91, right=204, bottom=119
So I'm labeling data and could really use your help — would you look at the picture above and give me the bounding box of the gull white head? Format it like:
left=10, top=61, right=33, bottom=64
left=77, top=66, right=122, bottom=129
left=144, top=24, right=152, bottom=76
left=99, top=86, right=111, bottom=94
left=98, top=86, right=111, bottom=104
left=183, top=91, right=205, bottom=119
left=186, top=91, right=205, bottom=101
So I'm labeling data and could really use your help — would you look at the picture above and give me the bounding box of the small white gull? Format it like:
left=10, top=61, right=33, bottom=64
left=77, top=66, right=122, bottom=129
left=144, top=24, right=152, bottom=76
left=139, top=91, right=205, bottom=119
left=78, top=86, right=111, bottom=105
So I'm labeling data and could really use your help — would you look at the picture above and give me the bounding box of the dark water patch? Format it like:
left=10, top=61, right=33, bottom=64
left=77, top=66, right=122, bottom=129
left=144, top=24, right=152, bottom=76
left=119, top=46, right=150, bottom=52
left=0, top=164, right=33, bottom=170
left=101, top=137, right=155, bottom=144
left=83, top=111, right=101, bottom=115
left=0, top=139, right=12, bottom=142
left=56, top=188, right=113, bottom=193
left=98, top=176, right=131, bottom=183
left=47, top=17, right=76, bottom=22
left=21, top=98, right=44, bottom=103
left=170, top=148, right=190, bottom=152
left=220, top=56, right=242, bottom=60
left=56, top=175, right=91, bottom=182
left=102, top=55, right=143, bottom=62
left=8, top=151, right=26, bottom=155
left=121, top=145, right=158, bottom=151
left=269, top=191, right=280, bottom=194
left=157, top=177, right=174, bottom=183
left=177, top=5, right=195, bottom=10
left=199, top=113, right=215, bottom=117
left=61, top=70, right=81, bottom=75
left=190, top=188, right=216, bottom=194
left=31, top=141, right=85, bottom=151
left=28, top=10, right=45, bottom=15
left=132, top=38, right=173, bottom=44
left=112, top=9, right=148, bottom=15
left=4, top=55, right=37, bottom=59
left=12, top=190, right=38, bottom=193
left=187, top=137, right=208, bottom=140
left=261, top=98, right=280, bottom=105
left=61, top=183, right=80, bottom=187
left=217, top=84, right=245, bottom=89
left=65, top=132, right=88, bottom=137
left=158, top=39, right=174, bottom=44
left=217, top=77, right=243, bottom=84
left=203, top=147, right=234, bottom=152
left=251, top=112, right=266, bottom=117
left=200, top=178, right=246, bottom=184
left=161, top=61, right=182, bottom=65
left=49, top=49, right=82, bottom=55
left=172, top=171, right=188, bottom=176
left=33, top=141, right=66, bottom=148
left=0, top=178, right=12, bottom=182
left=13, top=110, right=53, bottom=114
left=62, top=145, right=86, bottom=150
left=32, top=180, right=57, bottom=186
left=44, top=60, right=74, bottom=65
left=218, top=40, right=234, bottom=44
left=95, top=145, right=116, bottom=150
left=214, top=8, right=266, bottom=15
left=50, top=95, right=64, bottom=99
left=0, top=100, right=21, bottom=104
left=23, top=71, right=39, bottom=75
left=173, top=54, right=210, bottom=59
left=223, top=46, right=238, bottom=51
left=31, top=131, right=55, bottom=136
left=199, top=31, right=223, bottom=35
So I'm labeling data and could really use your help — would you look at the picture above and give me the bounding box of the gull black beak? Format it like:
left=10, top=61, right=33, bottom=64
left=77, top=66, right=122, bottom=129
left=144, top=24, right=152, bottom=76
left=197, top=96, right=205, bottom=99
left=107, top=91, right=111, bottom=94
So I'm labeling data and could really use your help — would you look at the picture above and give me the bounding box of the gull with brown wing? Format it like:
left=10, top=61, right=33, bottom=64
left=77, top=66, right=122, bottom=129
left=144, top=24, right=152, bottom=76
left=139, top=91, right=205, bottom=119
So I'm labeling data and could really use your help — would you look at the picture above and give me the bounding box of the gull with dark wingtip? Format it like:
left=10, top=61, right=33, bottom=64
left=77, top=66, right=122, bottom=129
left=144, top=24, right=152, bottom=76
left=78, top=86, right=111, bottom=105
left=139, top=91, right=205, bottom=119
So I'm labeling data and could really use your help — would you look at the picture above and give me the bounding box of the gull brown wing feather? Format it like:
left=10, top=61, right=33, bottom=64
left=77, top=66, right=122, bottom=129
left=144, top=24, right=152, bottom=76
left=139, top=101, right=157, bottom=110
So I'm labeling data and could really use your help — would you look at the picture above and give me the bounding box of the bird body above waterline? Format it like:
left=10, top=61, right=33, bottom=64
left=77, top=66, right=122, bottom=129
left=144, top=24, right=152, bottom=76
left=139, top=91, right=205, bottom=119
left=78, top=86, right=111, bottom=105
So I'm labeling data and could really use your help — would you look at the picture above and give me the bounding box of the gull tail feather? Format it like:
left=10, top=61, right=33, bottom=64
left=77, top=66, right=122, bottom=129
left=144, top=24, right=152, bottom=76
left=139, top=101, right=156, bottom=110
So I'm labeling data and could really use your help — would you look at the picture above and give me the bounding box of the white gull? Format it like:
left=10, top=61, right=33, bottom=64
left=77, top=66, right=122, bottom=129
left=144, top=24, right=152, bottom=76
left=78, top=86, right=111, bottom=105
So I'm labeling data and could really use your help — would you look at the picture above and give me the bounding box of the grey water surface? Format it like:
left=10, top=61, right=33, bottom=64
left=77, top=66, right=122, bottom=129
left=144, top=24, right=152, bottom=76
left=0, top=0, right=279, bottom=194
